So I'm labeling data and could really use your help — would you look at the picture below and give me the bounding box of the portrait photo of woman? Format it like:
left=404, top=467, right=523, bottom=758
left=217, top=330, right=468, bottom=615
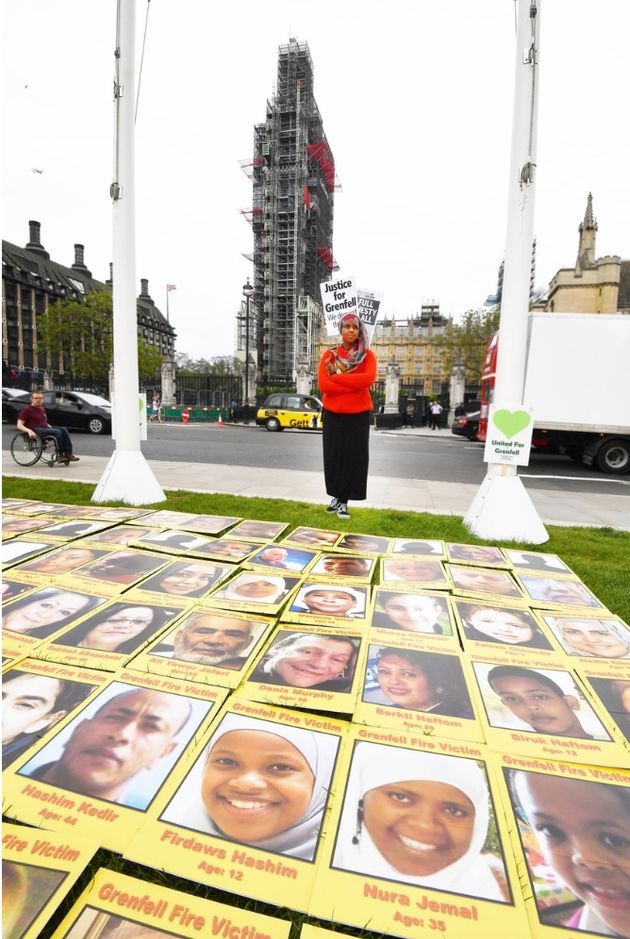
left=136, top=561, right=230, bottom=598
left=161, top=712, right=339, bottom=861
left=19, top=545, right=108, bottom=575
left=195, top=539, right=258, bottom=561
left=371, top=589, right=452, bottom=635
left=76, top=551, right=167, bottom=585
left=210, top=572, right=297, bottom=607
left=542, top=615, right=630, bottom=658
left=249, top=631, right=360, bottom=692
left=2, top=587, right=105, bottom=640
left=362, top=646, right=474, bottom=718
left=332, top=741, right=509, bottom=900
left=229, top=520, right=287, bottom=541
left=52, top=602, right=179, bottom=655
left=455, top=601, right=553, bottom=650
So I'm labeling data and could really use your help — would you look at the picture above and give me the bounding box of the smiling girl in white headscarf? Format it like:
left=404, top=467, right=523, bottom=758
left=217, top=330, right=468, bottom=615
left=161, top=713, right=339, bottom=861
left=333, top=741, right=507, bottom=900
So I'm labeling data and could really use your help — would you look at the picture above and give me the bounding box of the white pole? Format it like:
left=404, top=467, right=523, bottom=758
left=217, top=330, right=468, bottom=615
left=92, top=0, right=165, bottom=505
left=464, top=0, right=548, bottom=543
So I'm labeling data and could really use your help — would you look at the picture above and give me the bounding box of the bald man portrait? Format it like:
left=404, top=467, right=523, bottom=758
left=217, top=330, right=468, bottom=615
left=21, top=687, right=193, bottom=807
left=151, top=612, right=257, bottom=669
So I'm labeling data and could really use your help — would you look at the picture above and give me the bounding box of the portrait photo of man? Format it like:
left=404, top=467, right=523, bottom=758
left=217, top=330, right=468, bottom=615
left=19, top=683, right=209, bottom=809
left=150, top=612, right=264, bottom=669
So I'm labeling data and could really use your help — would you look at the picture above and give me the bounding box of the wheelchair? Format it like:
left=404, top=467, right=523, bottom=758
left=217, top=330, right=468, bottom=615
left=10, top=431, right=61, bottom=467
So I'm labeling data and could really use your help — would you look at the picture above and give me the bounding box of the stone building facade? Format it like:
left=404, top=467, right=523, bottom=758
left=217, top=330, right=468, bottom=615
left=2, top=220, right=176, bottom=379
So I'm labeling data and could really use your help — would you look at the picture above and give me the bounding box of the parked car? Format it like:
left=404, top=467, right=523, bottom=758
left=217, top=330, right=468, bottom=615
left=256, top=393, right=323, bottom=432
left=451, top=410, right=480, bottom=441
left=3, top=389, right=112, bottom=434
left=2, top=387, right=29, bottom=421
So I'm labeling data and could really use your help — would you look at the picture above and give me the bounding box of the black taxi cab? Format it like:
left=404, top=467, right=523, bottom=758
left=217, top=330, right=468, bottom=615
left=256, top=393, right=323, bottom=432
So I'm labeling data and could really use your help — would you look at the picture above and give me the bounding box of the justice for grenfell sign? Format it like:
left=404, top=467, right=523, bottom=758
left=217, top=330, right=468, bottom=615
left=320, top=274, right=358, bottom=336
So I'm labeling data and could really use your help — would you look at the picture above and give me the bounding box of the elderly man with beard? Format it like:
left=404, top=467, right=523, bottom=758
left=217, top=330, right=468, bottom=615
left=152, top=613, right=255, bottom=669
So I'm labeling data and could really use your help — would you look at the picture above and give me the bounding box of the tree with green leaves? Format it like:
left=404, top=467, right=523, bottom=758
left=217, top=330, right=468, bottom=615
left=433, top=308, right=500, bottom=385
left=37, top=290, right=162, bottom=380
left=175, top=352, right=239, bottom=375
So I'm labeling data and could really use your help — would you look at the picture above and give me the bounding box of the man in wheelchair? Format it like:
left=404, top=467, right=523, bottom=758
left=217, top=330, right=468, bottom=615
left=16, top=391, right=79, bottom=465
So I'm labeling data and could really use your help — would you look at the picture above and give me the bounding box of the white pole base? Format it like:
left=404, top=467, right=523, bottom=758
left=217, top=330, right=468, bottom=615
left=464, top=472, right=549, bottom=544
left=91, top=450, right=166, bottom=506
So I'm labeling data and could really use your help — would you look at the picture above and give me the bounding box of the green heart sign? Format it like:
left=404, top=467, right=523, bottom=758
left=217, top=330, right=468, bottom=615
left=493, top=409, right=531, bottom=438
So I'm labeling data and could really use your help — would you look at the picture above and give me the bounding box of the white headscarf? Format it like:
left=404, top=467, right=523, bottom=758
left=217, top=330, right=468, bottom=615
left=222, top=573, right=286, bottom=604
left=548, top=616, right=630, bottom=658
left=161, top=713, right=339, bottom=860
left=333, top=742, right=503, bottom=900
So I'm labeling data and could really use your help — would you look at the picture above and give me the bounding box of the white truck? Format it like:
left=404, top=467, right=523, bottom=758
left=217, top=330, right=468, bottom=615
left=479, top=313, right=630, bottom=474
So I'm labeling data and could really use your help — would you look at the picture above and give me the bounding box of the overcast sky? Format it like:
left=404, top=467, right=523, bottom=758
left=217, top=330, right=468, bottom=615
left=2, top=0, right=628, bottom=359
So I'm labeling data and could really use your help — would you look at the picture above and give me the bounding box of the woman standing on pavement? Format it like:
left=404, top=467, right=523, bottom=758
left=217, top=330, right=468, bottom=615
left=317, top=313, right=377, bottom=520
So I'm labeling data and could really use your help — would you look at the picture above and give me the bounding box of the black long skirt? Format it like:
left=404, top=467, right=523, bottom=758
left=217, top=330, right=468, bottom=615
left=322, top=408, right=371, bottom=501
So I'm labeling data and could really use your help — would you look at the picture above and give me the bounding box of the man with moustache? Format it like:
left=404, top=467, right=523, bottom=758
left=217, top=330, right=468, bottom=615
left=23, top=688, right=191, bottom=804
left=153, top=613, right=255, bottom=669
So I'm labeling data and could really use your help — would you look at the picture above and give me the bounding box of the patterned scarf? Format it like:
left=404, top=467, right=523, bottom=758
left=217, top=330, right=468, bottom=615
left=328, top=313, right=369, bottom=373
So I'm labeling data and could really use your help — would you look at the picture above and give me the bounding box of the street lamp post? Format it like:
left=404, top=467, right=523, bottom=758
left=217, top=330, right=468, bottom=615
left=242, top=278, right=254, bottom=424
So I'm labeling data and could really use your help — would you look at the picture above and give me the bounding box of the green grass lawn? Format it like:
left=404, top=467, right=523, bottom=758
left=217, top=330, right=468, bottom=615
left=3, top=475, right=629, bottom=622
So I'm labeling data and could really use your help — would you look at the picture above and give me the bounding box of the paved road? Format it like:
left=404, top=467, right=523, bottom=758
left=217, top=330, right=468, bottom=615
left=5, top=423, right=628, bottom=496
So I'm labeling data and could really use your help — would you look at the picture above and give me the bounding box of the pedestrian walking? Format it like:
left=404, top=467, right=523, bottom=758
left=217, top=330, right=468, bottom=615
left=429, top=400, right=443, bottom=430
left=149, top=395, right=163, bottom=423
left=317, top=313, right=377, bottom=520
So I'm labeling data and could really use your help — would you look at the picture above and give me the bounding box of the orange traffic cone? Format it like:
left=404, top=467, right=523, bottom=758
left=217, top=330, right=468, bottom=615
left=217, top=412, right=224, bottom=428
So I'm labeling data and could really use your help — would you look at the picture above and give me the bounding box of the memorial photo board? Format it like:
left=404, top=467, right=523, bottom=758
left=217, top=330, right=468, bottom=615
left=2, top=539, right=61, bottom=569
left=380, top=557, right=450, bottom=590
left=369, top=587, right=457, bottom=645
left=448, top=565, right=526, bottom=602
left=495, top=754, right=630, bottom=939
left=51, top=868, right=291, bottom=939
left=14, top=544, right=113, bottom=582
left=537, top=612, right=630, bottom=660
left=514, top=572, right=607, bottom=612
left=129, top=529, right=218, bottom=557
left=125, top=559, right=235, bottom=607
left=282, top=580, right=370, bottom=627
left=2, top=585, right=112, bottom=659
left=129, top=608, right=274, bottom=689
left=501, top=548, right=575, bottom=575
left=125, top=698, right=346, bottom=911
left=83, top=525, right=158, bottom=547
left=390, top=538, right=446, bottom=558
left=2, top=821, right=98, bottom=939
left=4, top=671, right=227, bottom=852
left=35, top=599, right=184, bottom=671
left=281, top=527, right=343, bottom=549
left=2, top=658, right=110, bottom=769
left=244, top=544, right=317, bottom=575
left=243, top=624, right=364, bottom=713
left=354, top=642, right=483, bottom=741
left=2, top=515, right=54, bottom=538
left=309, top=729, right=528, bottom=939
left=446, top=543, right=508, bottom=568
left=575, top=659, right=630, bottom=749
left=31, top=520, right=117, bottom=542
left=469, top=656, right=626, bottom=767
left=309, top=553, right=375, bottom=583
left=227, top=519, right=289, bottom=542
left=334, top=532, right=392, bottom=555
left=66, top=550, right=170, bottom=594
left=204, top=571, right=301, bottom=615
left=187, top=538, right=259, bottom=563
left=452, top=598, right=559, bottom=654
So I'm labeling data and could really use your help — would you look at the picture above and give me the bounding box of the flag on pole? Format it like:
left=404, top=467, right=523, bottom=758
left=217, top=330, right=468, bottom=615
left=167, top=284, right=177, bottom=291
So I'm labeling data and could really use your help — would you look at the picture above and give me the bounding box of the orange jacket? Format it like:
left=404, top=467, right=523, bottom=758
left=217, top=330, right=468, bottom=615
left=317, top=348, right=377, bottom=414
